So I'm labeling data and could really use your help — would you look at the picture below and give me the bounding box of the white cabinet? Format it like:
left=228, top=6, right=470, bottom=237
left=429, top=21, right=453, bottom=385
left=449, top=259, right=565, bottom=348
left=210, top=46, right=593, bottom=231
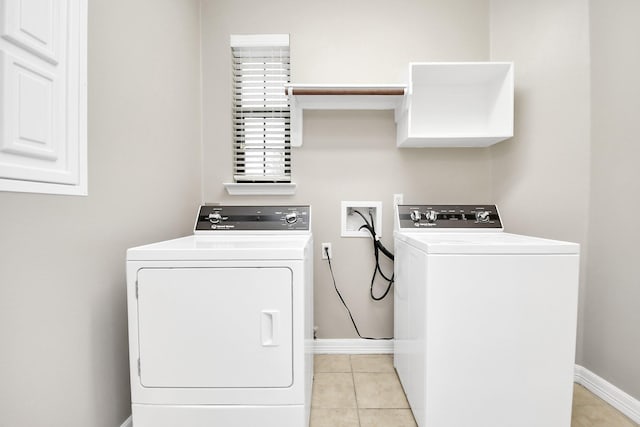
left=0, top=0, right=87, bottom=195
left=396, top=62, right=513, bottom=147
left=286, top=62, right=514, bottom=148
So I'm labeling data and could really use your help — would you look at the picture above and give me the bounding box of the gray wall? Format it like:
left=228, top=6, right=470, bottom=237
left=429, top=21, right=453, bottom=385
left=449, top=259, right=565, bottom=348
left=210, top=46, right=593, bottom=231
left=201, top=0, right=492, bottom=339
left=490, top=0, right=640, bottom=402
left=490, top=0, right=640, bottom=403
left=488, top=0, right=591, bottom=364
left=585, top=0, right=640, bottom=399
left=0, top=0, right=201, bottom=426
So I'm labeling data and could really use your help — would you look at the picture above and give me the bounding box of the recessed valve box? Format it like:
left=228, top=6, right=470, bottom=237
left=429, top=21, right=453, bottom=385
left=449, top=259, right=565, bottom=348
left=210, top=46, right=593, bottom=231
left=341, top=201, right=382, bottom=238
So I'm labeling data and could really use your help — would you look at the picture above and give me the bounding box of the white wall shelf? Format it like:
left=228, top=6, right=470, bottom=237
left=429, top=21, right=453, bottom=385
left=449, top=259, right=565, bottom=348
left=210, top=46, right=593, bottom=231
left=286, top=63, right=514, bottom=149
left=396, top=62, right=514, bottom=147
left=285, top=84, right=406, bottom=147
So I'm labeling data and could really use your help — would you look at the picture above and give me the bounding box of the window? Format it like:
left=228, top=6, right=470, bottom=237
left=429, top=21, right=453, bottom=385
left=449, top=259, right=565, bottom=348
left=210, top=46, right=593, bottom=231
left=231, top=34, right=290, bottom=183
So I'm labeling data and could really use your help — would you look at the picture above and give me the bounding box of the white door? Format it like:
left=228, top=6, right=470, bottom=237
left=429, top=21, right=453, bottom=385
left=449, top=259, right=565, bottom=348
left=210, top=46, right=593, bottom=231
left=136, top=267, right=293, bottom=388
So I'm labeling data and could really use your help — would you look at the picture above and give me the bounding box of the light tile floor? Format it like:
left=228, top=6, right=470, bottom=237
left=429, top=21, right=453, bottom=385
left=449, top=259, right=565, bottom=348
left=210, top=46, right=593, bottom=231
left=311, top=354, right=639, bottom=427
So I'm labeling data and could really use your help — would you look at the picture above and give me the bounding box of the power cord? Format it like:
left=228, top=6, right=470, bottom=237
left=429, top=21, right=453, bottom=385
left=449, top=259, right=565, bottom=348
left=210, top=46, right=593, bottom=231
left=352, top=209, right=395, bottom=301
left=324, top=245, right=392, bottom=340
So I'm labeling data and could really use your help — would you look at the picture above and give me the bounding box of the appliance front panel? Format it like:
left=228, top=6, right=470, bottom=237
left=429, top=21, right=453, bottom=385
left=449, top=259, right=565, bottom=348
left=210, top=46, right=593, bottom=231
left=421, top=253, right=579, bottom=427
left=137, top=267, right=293, bottom=389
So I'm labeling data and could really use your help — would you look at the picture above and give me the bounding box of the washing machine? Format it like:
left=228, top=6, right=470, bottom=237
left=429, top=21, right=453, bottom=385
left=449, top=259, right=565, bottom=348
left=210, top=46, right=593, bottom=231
left=126, top=205, right=313, bottom=427
left=393, top=204, right=579, bottom=427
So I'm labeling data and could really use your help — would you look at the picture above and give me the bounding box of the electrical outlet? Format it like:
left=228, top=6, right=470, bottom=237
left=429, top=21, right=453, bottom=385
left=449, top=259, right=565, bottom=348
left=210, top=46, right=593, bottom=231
left=393, top=193, right=404, bottom=207
left=321, top=243, right=332, bottom=259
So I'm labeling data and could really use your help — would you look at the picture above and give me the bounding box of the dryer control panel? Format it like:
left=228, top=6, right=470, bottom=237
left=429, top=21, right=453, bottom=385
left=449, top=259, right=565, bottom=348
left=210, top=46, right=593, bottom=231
left=195, top=205, right=311, bottom=232
left=397, top=204, right=502, bottom=230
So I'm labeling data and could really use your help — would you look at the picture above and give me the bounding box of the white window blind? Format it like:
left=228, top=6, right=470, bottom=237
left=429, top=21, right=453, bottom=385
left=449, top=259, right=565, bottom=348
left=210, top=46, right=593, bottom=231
left=231, top=35, right=290, bottom=183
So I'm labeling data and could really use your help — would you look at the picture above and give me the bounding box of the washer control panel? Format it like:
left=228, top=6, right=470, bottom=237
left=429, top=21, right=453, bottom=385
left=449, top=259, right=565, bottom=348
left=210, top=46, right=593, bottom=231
left=194, top=205, right=311, bottom=232
left=397, top=204, right=502, bottom=230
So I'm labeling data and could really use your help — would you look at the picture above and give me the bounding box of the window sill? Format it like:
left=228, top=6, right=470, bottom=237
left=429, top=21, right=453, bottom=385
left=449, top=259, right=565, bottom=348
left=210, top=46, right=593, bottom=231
left=223, top=182, right=297, bottom=196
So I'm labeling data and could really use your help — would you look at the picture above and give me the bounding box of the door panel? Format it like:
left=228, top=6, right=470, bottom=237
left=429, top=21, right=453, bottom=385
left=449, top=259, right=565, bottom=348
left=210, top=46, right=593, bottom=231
left=0, top=0, right=87, bottom=195
left=1, top=0, right=60, bottom=63
left=137, top=267, right=293, bottom=388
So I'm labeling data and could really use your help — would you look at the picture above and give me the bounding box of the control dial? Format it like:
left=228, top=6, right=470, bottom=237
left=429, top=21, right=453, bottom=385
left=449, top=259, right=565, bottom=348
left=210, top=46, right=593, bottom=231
left=410, top=210, right=421, bottom=222
left=475, top=211, right=490, bottom=223
left=285, top=212, right=298, bottom=224
left=424, top=210, right=438, bottom=223
left=208, top=212, right=222, bottom=224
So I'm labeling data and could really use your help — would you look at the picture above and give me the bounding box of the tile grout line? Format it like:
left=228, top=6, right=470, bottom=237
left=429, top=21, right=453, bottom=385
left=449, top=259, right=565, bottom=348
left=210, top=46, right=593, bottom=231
left=314, top=354, right=418, bottom=427
left=350, top=355, right=362, bottom=427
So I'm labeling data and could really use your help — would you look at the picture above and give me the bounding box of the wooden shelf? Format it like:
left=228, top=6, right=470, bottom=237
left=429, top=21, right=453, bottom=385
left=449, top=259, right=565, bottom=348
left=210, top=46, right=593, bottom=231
left=288, top=87, right=405, bottom=96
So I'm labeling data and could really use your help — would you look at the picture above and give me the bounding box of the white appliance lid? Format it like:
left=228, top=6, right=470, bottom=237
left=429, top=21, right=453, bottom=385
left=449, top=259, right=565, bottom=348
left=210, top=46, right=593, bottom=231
left=395, top=232, right=579, bottom=255
left=127, top=235, right=311, bottom=261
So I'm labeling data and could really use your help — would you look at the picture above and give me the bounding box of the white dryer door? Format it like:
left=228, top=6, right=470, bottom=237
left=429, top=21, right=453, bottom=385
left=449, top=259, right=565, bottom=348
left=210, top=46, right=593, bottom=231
left=136, top=267, right=293, bottom=388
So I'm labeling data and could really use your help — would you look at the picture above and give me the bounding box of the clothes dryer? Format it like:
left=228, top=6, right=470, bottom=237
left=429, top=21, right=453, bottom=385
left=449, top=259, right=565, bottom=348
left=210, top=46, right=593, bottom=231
left=126, top=205, right=313, bottom=427
left=393, top=204, right=579, bottom=427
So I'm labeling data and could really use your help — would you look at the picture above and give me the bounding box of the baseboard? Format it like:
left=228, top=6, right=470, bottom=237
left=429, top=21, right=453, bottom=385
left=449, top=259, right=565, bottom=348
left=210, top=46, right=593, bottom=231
left=313, top=338, right=394, bottom=354
left=574, top=365, right=640, bottom=423
left=119, top=415, right=132, bottom=427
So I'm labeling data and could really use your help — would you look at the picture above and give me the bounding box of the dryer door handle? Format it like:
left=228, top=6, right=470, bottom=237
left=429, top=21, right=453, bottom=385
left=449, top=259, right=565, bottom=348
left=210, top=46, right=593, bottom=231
left=261, top=310, right=280, bottom=347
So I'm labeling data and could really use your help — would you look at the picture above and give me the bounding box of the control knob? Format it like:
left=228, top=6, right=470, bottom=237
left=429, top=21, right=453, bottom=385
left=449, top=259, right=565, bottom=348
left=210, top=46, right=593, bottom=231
left=425, top=210, right=438, bottom=223
left=285, top=212, right=298, bottom=224
left=475, top=211, right=490, bottom=223
left=410, top=210, right=421, bottom=222
left=208, top=212, right=222, bottom=224
left=207, top=212, right=229, bottom=224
